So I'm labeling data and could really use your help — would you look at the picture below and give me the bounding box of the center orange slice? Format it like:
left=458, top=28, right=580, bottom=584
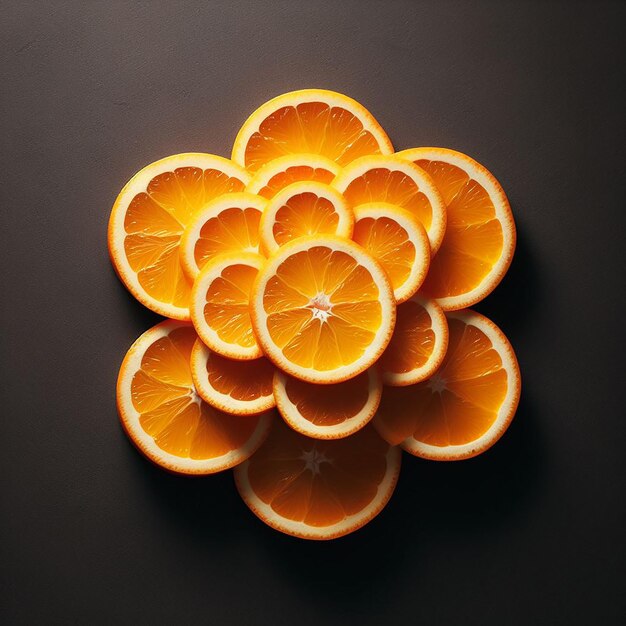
left=234, top=419, right=401, bottom=539
left=250, top=236, right=396, bottom=384
left=116, top=320, right=273, bottom=475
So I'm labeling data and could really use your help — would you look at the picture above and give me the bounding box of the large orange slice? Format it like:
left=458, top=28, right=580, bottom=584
left=273, top=368, right=382, bottom=439
left=250, top=236, right=396, bottom=384
left=116, top=320, right=273, bottom=474
left=108, top=154, right=250, bottom=319
left=234, top=419, right=401, bottom=539
left=332, top=154, right=446, bottom=253
left=396, top=147, right=516, bottom=310
left=246, top=153, right=341, bottom=199
left=374, top=310, right=521, bottom=460
left=232, top=89, right=393, bottom=173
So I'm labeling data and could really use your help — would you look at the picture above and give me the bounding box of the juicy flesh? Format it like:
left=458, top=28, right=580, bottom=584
left=416, top=160, right=503, bottom=298
left=342, top=168, right=432, bottom=231
left=376, top=318, right=508, bottom=446
left=204, top=263, right=259, bottom=348
left=381, top=300, right=435, bottom=374
left=272, top=192, right=340, bottom=247
left=195, top=206, right=261, bottom=271
left=123, top=167, right=246, bottom=307
left=352, top=215, right=416, bottom=295
left=247, top=420, right=390, bottom=527
left=206, top=352, right=274, bottom=402
left=258, top=165, right=336, bottom=199
left=130, top=327, right=261, bottom=458
left=284, top=370, right=371, bottom=426
left=263, top=246, right=383, bottom=371
left=245, top=102, right=383, bottom=172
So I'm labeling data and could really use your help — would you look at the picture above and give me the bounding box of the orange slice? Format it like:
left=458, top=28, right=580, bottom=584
left=108, top=153, right=250, bottom=320
left=116, top=320, right=272, bottom=474
left=396, top=147, right=516, bottom=310
left=332, top=154, right=446, bottom=253
left=234, top=419, right=401, bottom=539
left=379, top=295, right=448, bottom=386
left=180, top=192, right=266, bottom=281
left=273, top=368, right=382, bottom=440
left=351, top=202, right=430, bottom=303
left=246, top=153, right=341, bottom=199
left=250, top=236, right=395, bottom=384
left=373, top=310, right=521, bottom=460
left=259, top=181, right=354, bottom=256
left=232, top=89, right=393, bottom=173
left=190, top=340, right=275, bottom=415
left=190, top=252, right=264, bottom=360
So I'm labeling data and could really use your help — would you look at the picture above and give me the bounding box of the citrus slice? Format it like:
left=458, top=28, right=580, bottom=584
left=273, top=368, right=382, bottom=440
left=396, top=147, right=516, bottom=310
left=332, top=154, right=446, bottom=253
left=180, top=192, right=266, bottom=281
left=250, top=235, right=395, bottom=384
left=259, top=181, right=354, bottom=256
left=190, top=252, right=264, bottom=360
left=379, top=295, right=448, bottom=386
left=116, top=320, right=273, bottom=475
left=190, top=340, right=275, bottom=415
left=246, top=153, right=341, bottom=199
left=373, top=310, right=521, bottom=460
left=234, top=419, right=401, bottom=539
left=351, top=202, right=430, bottom=303
left=108, top=153, right=250, bottom=319
left=232, top=89, right=393, bottom=173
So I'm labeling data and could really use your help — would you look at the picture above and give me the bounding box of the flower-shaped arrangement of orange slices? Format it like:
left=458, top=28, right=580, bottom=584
left=109, top=89, right=521, bottom=540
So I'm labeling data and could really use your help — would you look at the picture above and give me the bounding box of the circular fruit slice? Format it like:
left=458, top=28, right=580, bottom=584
left=373, top=310, right=521, bottom=460
left=180, top=192, right=266, bottom=281
left=117, top=320, right=273, bottom=475
left=190, top=252, right=265, bottom=360
left=273, top=368, right=382, bottom=440
left=379, top=295, right=448, bottom=386
left=260, top=181, right=354, bottom=256
left=108, top=153, right=250, bottom=320
left=352, top=202, right=430, bottom=303
left=232, top=89, right=393, bottom=173
left=246, top=153, right=341, bottom=199
left=251, top=235, right=395, bottom=384
left=332, top=154, right=446, bottom=253
left=396, top=147, right=516, bottom=310
left=234, top=419, right=401, bottom=539
left=190, top=340, right=275, bottom=415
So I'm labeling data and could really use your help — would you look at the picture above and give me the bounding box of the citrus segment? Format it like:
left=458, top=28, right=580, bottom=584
left=234, top=419, right=401, bottom=539
left=232, top=89, right=393, bottom=172
left=116, top=320, right=273, bottom=474
left=396, top=147, right=515, bottom=310
left=373, top=310, right=520, bottom=460
left=108, top=154, right=250, bottom=319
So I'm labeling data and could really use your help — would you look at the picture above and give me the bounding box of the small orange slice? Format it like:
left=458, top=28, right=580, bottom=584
left=246, top=153, right=341, bottom=199
left=232, top=89, right=393, bottom=172
left=234, top=419, right=401, bottom=539
left=379, top=295, right=449, bottom=386
left=190, top=340, right=275, bottom=416
left=190, top=252, right=264, bottom=360
left=108, top=153, right=250, bottom=320
left=351, top=202, right=430, bottom=303
left=180, top=192, right=266, bottom=281
left=273, top=368, right=382, bottom=439
left=396, top=147, right=516, bottom=310
left=250, top=236, right=395, bottom=384
left=259, top=181, right=354, bottom=256
left=116, top=320, right=273, bottom=474
left=332, top=154, right=446, bottom=253
left=373, top=310, right=521, bottom=460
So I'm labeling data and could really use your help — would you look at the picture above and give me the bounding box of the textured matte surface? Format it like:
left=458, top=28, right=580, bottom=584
left=1, top=1, right=625, bottom=624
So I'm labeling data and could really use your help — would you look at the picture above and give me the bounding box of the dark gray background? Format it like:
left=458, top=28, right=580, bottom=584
left=1, top=1, right=625, bottom=624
